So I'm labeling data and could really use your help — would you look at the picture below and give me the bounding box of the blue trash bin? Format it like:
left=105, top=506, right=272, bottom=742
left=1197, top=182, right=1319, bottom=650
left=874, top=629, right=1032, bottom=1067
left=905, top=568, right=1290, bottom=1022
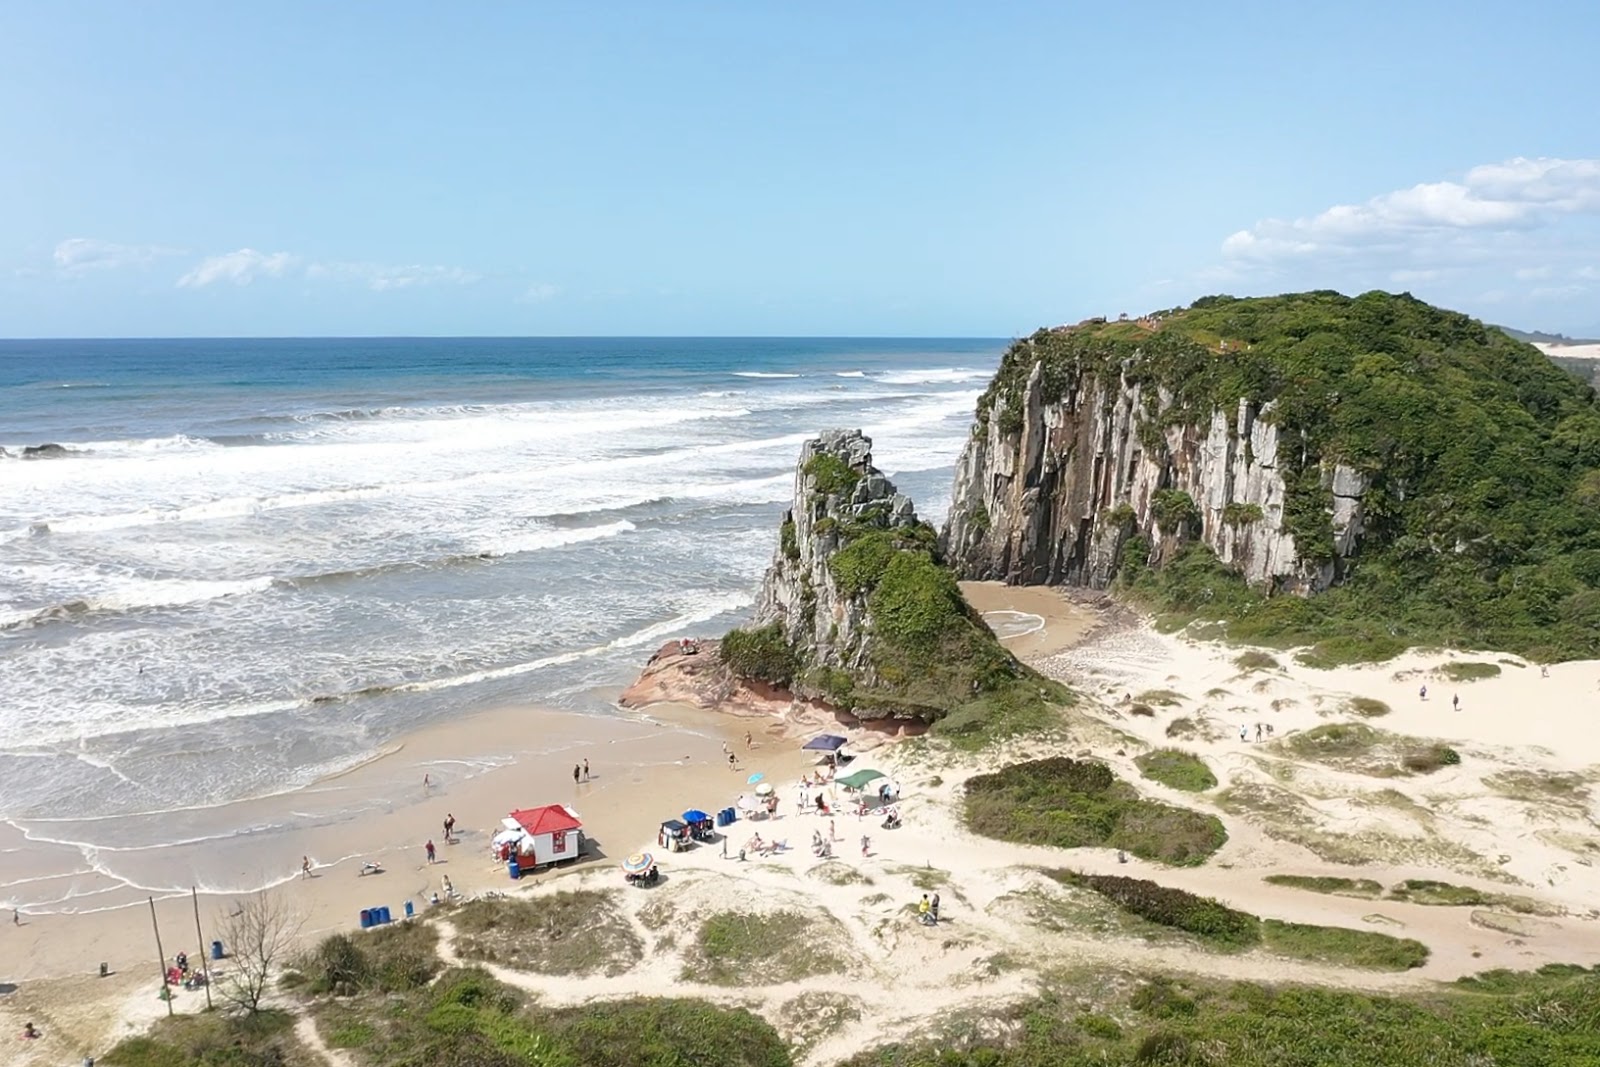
left=211, top=940, right=224, bottom=961
left=404, top=900, right=414, bottom=919
left=381, top=906, right=393, bottom=924
left=359, top=908, right=372, bottom=929
left=508, top=858, right=521, bottom=880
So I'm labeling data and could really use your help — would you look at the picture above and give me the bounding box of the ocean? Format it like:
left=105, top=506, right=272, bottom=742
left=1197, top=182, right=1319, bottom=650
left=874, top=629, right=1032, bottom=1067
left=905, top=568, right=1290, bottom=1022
left=0, top=337, right=1000, bottom=907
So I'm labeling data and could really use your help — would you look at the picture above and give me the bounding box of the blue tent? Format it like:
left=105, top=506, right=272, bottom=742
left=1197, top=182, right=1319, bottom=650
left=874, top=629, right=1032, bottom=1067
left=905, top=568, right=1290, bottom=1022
left=802, top=734, right=847, bottom=752
left=682, top=809, right=710, bottom=824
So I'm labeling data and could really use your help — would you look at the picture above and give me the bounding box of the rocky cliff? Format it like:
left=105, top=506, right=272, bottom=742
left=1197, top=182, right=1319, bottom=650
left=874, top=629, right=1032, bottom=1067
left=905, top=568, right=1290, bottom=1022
left=941, top=355, right=1368, bottom=593
left=723, top=428, right=1059, bottom=725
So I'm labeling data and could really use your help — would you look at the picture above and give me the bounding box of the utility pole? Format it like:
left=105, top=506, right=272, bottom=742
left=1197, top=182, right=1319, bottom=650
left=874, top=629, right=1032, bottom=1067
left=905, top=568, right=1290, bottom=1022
left=148, top=897, right=173, bottom=1017
left=191, top=888, right=213, bottom=1010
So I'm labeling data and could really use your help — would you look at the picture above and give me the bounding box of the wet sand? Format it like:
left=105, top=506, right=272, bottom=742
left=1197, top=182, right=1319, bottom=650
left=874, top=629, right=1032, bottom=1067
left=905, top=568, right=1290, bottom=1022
left=960, top=580, right=1103, bottom=658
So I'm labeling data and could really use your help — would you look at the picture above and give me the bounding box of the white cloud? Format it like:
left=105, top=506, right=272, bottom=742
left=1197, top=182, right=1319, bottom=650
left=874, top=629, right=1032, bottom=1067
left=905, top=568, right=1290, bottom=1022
left=1389, top=269, right=1440, bottom=284
left=54, top=237, right=183, bottom=274
left=304, top=261, right=482, bottom=291
left=519, top=281, right=560, bottom=303
left=1222, top=157, right=1600, bottom=263
left=177, top=249, right=296, bottom=287
left=1514, top=266, right=1552, bottom=280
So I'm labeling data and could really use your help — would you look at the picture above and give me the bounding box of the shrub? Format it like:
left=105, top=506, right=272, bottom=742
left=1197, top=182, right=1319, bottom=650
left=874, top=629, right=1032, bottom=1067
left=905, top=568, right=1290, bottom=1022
left=1261, top=918, right=1429, bottom=970
left=1233, top=650, right=1279, bottom=671
left=1441, top=661, right=1501, bottom=681
left=1135, top=749, right=1217, bottom=791
left=1060, top=872, right=1260, bottom=947
left=1264, top=874, right=1384, bottom=899
left=780, top=519, right=799, bottom=561
left=1401, top=744, right=1460, bottom=774
left=720, top=624, right=799, bottom=687
left=1346, top=696, right=1391, bottom=718
left=803, top=452, right=861, bottom=496
left=1222, top=502, right=1265, bottom=526
left=964, top=758, right=1226, bottom=865
left=1151, top=489, right=1200, bottom=533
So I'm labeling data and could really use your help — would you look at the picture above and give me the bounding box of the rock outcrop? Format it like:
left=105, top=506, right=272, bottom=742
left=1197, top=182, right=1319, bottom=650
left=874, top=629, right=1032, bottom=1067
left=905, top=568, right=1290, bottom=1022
left=752, top=429, right=922, bottom=689
left=942, top=337, right=1367, bottom=594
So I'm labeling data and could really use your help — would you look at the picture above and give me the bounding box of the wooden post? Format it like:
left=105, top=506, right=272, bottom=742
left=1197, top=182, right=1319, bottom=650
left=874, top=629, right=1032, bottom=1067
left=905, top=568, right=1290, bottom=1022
left=191, top=888, right=213, bottom=1010
left=149, top=896, right=173, bottom=1016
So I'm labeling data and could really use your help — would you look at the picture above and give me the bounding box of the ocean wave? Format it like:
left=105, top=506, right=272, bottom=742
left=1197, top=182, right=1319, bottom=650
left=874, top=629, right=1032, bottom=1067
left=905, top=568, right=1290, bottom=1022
left=732, top=371, right=801, bottom=379
left=873, top=367, right=992, bottom=385
left=835, top=370, right=866, bottom=378
left=2, top=522, right=639, bottom=631
left=310, top=589, right=754, bottom=702
left=0, top=576, right=276, bottom=629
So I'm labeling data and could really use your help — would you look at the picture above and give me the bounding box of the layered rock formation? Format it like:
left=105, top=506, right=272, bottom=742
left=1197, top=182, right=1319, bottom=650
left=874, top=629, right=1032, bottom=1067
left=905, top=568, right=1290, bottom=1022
left=942, top=329, right=1368, bottom=594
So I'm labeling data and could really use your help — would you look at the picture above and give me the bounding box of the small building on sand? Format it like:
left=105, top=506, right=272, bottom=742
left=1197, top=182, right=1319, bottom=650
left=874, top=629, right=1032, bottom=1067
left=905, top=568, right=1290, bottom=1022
left=503, top=804, right=585, bottom=869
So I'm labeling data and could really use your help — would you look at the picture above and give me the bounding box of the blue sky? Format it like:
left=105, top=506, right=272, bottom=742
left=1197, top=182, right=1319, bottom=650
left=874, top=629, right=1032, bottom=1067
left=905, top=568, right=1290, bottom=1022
left=2, top=2, right=1597, bottom=337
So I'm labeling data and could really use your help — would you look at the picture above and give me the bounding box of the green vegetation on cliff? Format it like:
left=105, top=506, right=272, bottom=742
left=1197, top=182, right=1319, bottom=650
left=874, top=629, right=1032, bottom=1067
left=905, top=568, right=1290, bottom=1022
left=983, top=291, right=1600, bottom=660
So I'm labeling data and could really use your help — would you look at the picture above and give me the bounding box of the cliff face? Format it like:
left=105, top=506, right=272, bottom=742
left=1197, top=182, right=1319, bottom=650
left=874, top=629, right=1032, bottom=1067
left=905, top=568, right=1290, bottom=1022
left=728, top=428, right=1055, bottom=724
left=942, top=335, right=1368, bottom=593
left=753, top=429, right=921, bottom=696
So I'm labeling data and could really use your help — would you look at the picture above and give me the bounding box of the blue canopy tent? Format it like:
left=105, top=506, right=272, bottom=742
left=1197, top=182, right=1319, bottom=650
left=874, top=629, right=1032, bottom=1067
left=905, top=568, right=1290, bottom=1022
left=802, top=734, right=847, bottom=752
left=681, top=808, right=715, bottom=842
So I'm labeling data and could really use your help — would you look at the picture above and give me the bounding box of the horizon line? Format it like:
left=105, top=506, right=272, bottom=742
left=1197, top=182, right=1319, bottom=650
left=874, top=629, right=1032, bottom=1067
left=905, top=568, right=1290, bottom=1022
left=0, top=333, right=1016, bottom=343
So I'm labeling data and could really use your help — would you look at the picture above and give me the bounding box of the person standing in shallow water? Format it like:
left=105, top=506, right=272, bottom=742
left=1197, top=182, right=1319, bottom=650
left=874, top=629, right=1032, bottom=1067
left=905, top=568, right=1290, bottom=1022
left=573, top=764, right=580, bottom=784
left=583, top=759, right=590, bottom=782
left=425, top=839, right=436, bottom=863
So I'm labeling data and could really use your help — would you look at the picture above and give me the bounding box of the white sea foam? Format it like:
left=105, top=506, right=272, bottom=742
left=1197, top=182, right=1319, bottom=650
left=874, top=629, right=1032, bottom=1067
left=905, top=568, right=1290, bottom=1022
left=834, top=370, right=866, bottom=378
left=874, top=367, right=991, bottom=385
left=732, top=371, right=800, bottom=378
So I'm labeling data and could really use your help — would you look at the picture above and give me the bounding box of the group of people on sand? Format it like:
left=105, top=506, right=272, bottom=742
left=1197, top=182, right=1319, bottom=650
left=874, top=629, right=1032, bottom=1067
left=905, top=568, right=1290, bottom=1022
left=916, top=892, right=941, bottom=925
left=1241, top=722, right=1276, bottom=743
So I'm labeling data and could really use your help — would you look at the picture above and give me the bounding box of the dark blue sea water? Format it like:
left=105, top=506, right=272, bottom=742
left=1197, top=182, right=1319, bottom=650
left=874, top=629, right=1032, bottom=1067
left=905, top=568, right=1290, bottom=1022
left=0, top=338, right=1000, bottom=847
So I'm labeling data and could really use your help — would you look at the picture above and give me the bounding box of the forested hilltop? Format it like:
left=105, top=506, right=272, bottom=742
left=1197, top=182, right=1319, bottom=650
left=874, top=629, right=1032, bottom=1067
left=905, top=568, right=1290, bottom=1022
left=944, top=291, right=1600, bottom=662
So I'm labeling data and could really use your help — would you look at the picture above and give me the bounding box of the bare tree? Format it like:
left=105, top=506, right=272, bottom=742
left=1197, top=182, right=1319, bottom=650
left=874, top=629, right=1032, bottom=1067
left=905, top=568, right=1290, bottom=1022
left=216, top=890, right=303, bottom=1014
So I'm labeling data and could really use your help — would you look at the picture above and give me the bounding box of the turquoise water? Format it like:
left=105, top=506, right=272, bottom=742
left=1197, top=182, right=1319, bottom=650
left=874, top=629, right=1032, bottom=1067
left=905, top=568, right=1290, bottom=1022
left=0, top=338, right=1000, bottom=843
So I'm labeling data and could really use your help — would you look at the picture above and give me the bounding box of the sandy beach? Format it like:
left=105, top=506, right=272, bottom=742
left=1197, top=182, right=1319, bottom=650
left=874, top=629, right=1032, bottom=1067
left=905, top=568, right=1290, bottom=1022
left=1, top=696, right=814, bottom=1059
left=8, top=588, right=1600, bottom=1064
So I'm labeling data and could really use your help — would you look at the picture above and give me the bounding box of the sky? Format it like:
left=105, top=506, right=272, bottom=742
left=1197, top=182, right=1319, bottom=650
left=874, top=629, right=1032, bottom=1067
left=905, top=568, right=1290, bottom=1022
left=2, top=2, right=1597, bottom=338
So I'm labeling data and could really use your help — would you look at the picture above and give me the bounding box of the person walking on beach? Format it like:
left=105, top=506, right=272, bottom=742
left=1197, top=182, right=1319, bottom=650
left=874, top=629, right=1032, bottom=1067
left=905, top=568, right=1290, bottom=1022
left=1239, top=724, right=1248, bottom=743
left=583, top=759, right=590, bottom=782
left=12, top=908, right=19, bottom=926
left=444, top=813, right=455, bottom=842
left=829, top=817, right=836, bottom=841
left=301, top=855, right=312, bottom=880
left=572, top=764, right=580, bottom=785
left=744, top=730, right=752, bottom=749
left=1255, top=723, right=1262, bottom=742
left=930, top=892, right=941, bottom=925
left=425, top=839, right=437, bottom=864
left=1452, top=694, right=1460, bottom=712
left=423, top=772, right=431, bottom=793
left=860, top=834, right=870, bottom=857
left=1419, top=685, right=1427, bottom=701
left=727, top=752, right=737, bottom=771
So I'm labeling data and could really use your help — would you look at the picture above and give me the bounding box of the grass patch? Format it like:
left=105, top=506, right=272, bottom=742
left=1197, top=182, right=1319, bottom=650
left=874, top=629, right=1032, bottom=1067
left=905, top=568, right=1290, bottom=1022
left=683, top=910, right=847, bottom=985
left=843, top=961, right=1600, bottom=1066
left=1128, top=702, right=1155, bottom=717
left=1264, top=874, right=1384, bottom=899
left=1441, top=661, right=1502, bottom=682
left=1134, top=748, right=1217, bottom=792
left=964, top=757, right=1227, bottom=866
left=102, top=1011, right=313, bottom=1067
left=1346, top=696, right=1392, bottom=718
left=808, top=861, right=873, bottom=886
left=1164, top=716, right=1197, bottom=739
left=1050, top=870, right=1260, bottom=948
left=1136, top=688, right=1185, bottom=706
left=1282, top=723, right=1459, bottom=777
left=453, top=891, right=643, bottom=977
left=1260, top=918, right=1429, bottom=970
left=1388, top=879, right=1489, bottom=906
left=1233, top=650, right=1280, bottom=672
left=300, top=920, right=441, bottom=995
left=1485, top=769, right=1592, bottom=808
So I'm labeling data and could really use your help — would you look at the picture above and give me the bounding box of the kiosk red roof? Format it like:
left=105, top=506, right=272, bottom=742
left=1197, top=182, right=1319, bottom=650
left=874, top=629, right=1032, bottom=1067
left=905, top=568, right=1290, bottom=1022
left=509, top=805, right=582, bottom=835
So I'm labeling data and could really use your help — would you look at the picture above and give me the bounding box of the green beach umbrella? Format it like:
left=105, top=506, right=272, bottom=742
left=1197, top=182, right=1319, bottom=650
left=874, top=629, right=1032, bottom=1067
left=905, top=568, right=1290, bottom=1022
left=836, top=768, right=886, bottom=790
